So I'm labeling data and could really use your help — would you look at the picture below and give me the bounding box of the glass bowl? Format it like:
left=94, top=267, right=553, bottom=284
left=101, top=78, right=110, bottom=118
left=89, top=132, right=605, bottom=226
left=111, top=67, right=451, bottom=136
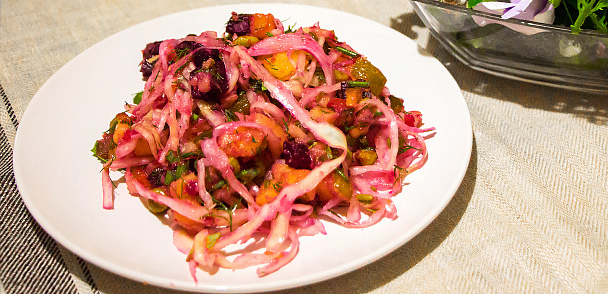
left=409, top=0, right=608, bottom=94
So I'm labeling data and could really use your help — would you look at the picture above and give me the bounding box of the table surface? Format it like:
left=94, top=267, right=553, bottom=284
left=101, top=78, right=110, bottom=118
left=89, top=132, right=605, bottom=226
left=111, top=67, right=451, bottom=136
left=1, top=0, right=607, bottom=293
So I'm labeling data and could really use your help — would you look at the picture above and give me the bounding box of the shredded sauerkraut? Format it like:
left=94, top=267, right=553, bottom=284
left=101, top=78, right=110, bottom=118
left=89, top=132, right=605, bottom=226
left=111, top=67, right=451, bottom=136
left=92, top=12, right=435, bottom=280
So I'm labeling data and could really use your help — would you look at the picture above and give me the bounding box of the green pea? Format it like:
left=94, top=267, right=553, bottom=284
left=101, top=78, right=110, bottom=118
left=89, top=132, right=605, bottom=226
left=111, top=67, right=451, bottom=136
left=234, top=36, right=259, bottom=48
left=356, top=193, right=374, bottom=203
left=147, top=200, right=167, bottom=213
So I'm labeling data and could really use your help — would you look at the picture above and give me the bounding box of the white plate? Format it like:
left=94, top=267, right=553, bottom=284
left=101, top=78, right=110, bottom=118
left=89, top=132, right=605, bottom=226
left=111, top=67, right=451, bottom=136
left=13, top=3, right=472, bottom=293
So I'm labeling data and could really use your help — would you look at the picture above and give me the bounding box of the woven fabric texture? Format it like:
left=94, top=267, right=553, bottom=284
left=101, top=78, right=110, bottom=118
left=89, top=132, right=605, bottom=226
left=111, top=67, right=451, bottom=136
left=1, top=0, right=607, bottom=293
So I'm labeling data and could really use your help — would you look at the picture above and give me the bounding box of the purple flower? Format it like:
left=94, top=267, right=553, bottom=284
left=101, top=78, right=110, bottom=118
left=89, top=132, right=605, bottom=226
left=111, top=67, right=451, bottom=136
left=473, top=0, right=555, bottom=34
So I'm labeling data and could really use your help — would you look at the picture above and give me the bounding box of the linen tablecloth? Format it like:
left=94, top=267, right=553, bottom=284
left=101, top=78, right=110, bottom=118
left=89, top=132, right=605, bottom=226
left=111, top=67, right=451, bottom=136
left=1, top=0, right=607, bottom=293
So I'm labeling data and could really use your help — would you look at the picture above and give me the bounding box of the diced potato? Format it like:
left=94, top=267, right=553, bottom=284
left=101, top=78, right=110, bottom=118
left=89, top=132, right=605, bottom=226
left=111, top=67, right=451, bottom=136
left=261, top=52, right=295, bottom=80
left=110, top=112, right=131, bottom=129
left=348, top=125, right=369, bottom=138
left=261, top=50, right=308, bottom=81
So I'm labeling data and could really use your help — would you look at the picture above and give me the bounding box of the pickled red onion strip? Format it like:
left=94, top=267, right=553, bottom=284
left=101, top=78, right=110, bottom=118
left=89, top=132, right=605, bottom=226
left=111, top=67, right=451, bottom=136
left=247, top=33, right=335, bottom=86
left=196, top=159, right=215, bottom=210
left=131, top=124, right=159, bottom=159
left=257, top=228, right=299, bottom=277
left=114, top=134, right=141, bottom=158
left=101, top=168, right=113, bottom=209
left=249, top=101, right=289, bottom=124
left=109, top=156, right=154, bottom=169
left=212, top=203, right=276, bottom=251
left=126, top=168, right=210, bottom=222
left=266, top=209, right=290, bottom=253
left=200, top=138, right=257, bottom=207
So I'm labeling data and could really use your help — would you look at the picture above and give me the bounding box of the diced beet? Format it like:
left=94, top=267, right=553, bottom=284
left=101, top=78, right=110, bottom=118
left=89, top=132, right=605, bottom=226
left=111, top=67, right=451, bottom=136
left=226, top=13, right=251, bottom=36
left=184, top=180, right=198, bottom=197
left=191, top=48, right=220, bottom=68
left=147, top=168, right=166, bottom=188
left=402, top=111, right=423, bottom=128
left=142, top=41, right=162, bottom=60
left=140, top=62, right=155, bottom=79
left=140, top=41, right=162, bottom=79
left=190, top=51, right=228, bottom=103
left=174, top=40, right=201, bottom=54
left=282, top=141, right=313, bottom=170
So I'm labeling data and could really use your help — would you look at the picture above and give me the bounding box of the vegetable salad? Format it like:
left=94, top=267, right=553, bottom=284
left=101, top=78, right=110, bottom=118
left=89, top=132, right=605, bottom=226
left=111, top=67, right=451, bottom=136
left=92, top=12, right=434, bottom=279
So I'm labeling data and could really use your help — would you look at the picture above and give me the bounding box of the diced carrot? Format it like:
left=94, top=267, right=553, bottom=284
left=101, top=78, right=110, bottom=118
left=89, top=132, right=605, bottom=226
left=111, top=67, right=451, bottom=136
left=217, top=126, right=267, bottom=158
left=131, top=166, right=151, bottom=189
left=133, top=138, right=152, bottom=156
left=250, top=113, right=287, bottom=145
left=169, top=172, right=198, bottom=199
left=255, top=163, right=315, bottom=205
left=272, top=163, right=315, bottom=202
left=250, top=13, right=276, bottom=39
left=113, top=123, right=130, bottom=144
left=256, top=179, right=282, bottom=206
left=315, top=172, right=352, bottom=202
left=309, top=106, right=338, bottom=125
left=344, top=88, right=362, bottom=107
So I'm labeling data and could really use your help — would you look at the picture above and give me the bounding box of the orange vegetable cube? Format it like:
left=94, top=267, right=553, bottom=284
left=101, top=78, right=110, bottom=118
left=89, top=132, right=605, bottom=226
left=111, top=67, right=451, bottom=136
left=112, top=123, right=130, bottom=144
left=218, top=126, right=267, bottom=158
left=133, top=138, right=152, bottom=156
left=255, top=163, right=315, bottom=205
left=261, top=52, right=295, bottom=80
left=315, top=172, right=353, bottom=202
left=250, top=13, right=276, bottom=39
left=256, top=179, right=282, bottom=206
left=344, top=88, right=363, bottom=107
left=309, top=106, right=338, bottom=125
left=169, top=172, right=198, bottom=199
